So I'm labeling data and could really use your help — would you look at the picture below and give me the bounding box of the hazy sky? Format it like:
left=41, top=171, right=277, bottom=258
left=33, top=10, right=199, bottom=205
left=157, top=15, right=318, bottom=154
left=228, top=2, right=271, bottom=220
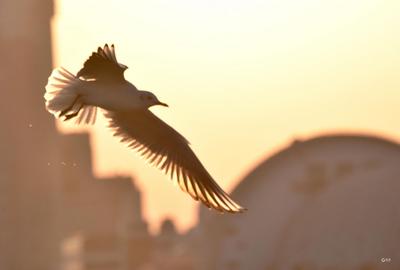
left=53, top=0, right=400, bottom=233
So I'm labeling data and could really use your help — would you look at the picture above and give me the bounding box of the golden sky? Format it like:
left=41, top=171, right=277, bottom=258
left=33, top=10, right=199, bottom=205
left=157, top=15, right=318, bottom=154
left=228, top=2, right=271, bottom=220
left=52, top=0, right=400, bottom=233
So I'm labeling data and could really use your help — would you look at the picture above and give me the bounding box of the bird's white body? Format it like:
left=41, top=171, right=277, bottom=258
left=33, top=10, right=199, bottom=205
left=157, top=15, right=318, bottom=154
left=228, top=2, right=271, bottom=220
left=79, top=81, right=142, bottom=111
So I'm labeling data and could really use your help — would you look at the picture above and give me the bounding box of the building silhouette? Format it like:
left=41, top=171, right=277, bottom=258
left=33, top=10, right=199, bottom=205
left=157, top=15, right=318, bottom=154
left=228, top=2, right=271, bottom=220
left=0, top=0, right=61, bottom=269
left=58, top=134, right=151, bottom=270
left=196, top=134, right=400, bottom=270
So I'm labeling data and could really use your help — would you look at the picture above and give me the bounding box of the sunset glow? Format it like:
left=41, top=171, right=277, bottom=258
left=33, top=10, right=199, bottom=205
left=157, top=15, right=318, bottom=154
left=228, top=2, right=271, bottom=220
left=53, top=0, right=400, bottom=233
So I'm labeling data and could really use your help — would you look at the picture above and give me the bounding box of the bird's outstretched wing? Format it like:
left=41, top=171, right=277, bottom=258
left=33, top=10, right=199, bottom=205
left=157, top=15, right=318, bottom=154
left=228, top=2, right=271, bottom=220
left=105, top=110, right=246, bottom=213
left=77, top=44, right=127, bottom=82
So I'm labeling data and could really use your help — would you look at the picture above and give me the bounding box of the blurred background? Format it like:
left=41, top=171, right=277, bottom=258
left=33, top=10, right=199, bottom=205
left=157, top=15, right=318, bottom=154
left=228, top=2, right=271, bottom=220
left=0, top=0, right=399, bottom=269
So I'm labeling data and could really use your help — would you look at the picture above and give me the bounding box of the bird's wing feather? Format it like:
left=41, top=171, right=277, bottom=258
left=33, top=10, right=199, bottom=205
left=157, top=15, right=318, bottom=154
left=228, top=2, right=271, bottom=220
left=77, top=44, right=127, bottom=82
left=105, top=109, right=246, bottom=213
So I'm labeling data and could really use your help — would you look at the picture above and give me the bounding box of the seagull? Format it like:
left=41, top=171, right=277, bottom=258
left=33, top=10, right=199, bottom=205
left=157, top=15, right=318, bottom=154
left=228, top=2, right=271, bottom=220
left=44, top=44, right=246, bottom=213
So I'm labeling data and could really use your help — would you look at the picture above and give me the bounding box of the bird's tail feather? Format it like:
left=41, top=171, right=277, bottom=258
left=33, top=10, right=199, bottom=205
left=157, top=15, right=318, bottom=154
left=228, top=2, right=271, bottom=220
left=44, top=67, right=97, bottom=124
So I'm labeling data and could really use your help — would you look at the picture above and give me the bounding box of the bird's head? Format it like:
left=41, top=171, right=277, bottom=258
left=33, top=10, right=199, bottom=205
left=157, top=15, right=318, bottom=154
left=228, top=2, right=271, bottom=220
left=139, top=91, right=168, bottom=108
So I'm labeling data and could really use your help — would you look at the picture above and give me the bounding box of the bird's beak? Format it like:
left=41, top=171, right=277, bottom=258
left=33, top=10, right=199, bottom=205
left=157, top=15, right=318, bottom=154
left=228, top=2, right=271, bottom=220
left=157, top=101, right=169, bottom=107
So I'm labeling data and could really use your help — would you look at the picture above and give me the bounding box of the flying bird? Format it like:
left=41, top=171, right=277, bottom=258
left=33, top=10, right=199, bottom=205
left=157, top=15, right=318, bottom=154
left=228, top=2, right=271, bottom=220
left=44, top=44, right=246, bottom=213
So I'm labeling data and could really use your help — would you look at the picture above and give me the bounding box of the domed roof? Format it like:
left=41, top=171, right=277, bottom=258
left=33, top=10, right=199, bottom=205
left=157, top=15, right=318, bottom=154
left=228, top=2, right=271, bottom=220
left=199, top=133, right=400, bottom=270
left=232, top=133, right=400, bottom=200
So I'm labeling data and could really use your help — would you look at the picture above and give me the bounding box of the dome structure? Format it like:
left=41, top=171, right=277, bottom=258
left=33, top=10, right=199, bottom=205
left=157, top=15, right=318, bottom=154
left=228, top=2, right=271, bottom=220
left=198, top=134, right=400, bottom=270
